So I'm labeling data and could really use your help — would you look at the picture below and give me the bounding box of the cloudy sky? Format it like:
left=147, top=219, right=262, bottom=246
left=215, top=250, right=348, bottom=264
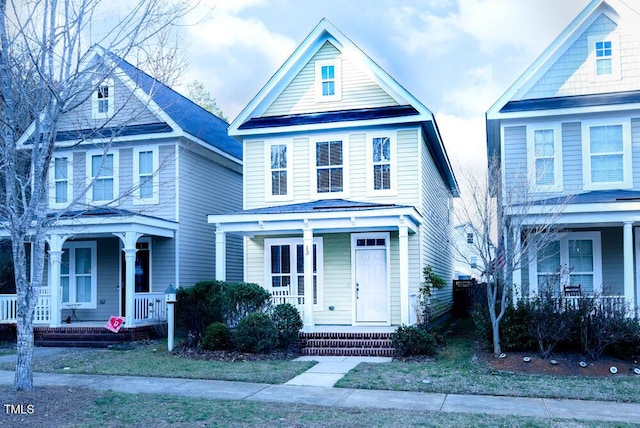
left=179, top=0, right=592, bottom=174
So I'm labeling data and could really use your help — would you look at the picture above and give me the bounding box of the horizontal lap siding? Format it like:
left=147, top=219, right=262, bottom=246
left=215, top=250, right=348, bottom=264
left=503, top=126, right=527, bottom=200
left=633, top=119, right=640, bottom=189
left=600, top=228, right=624, bottom=295
left=348, top=133, right=366, bottom=200
left=420, top=132, right=454, bottom=317
left=57, top=75, right=161, bottom=132
left=244, top=141, right=265, bottom=210
left=315, top=233, right=352, bottom=324
left=245, top=237, right=265, bottom=286
left=264, top=41, right=398, bottom=117
left=396, top=129, right=421, bottom=206
left=293, top=137, right=310, bottom=200
left=179, top=148, right=242, bottom=287
left=152, top=237, right=176, bottom=291
left=562, top=122, right=582, bottom=194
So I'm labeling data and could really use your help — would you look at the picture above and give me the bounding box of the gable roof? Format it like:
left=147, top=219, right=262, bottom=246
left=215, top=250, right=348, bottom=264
left=229, top=18, right=458, bottom=196
left=487, top=0, right=640, bottom=120
left=19, top=49, right=242, bottom=162
left=103, top=51, right=242, bottom=161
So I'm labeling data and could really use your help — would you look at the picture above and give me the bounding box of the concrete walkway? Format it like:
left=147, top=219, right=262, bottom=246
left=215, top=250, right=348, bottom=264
left=1, top=350, right=640, bottom=424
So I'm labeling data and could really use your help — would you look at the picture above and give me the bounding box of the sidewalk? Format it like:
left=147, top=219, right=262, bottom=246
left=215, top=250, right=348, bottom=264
left=1, top=351, right=640, bottom=423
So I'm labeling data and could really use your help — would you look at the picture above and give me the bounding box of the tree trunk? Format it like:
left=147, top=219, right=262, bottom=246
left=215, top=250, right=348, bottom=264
left=14, top=310, right=34, bottom=391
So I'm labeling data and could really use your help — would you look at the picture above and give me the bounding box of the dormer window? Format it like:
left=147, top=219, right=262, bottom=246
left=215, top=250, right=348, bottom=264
left=315, top=59, right=341, bottom=101
left=92, top=79, right=114, bottom=119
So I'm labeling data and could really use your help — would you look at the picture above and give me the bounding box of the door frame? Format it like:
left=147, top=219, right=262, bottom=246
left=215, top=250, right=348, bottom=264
left=351, top=232, right=391, bottom=325
left=119, top=237, right=152, bottom=317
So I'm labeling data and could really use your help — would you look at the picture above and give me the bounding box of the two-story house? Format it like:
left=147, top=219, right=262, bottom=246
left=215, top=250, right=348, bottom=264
left=208, top=19, right=459, bottom=331
left=487, top=0, right=640, bottom=308
left=0, top=49, right=243, bottom=340
left=453, top=223, right=488, bottom=280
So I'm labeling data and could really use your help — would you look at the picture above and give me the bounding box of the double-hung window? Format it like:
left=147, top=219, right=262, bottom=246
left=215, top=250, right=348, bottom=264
left=50, top=155, right=72, bottom=208
left=316, top=140, right=343, bottom=194
left=266, top=238, right=323, bottom=308
left=530, top=232, right=601, bottom=296
left=133, top=147, right=159, bottom=204
left=92, top=79, right=114, bottom=119
left=315, top=59, right=341, bottom=101
left=266, top=142, right=291, bottom=200
left=527, top=124, right=562, bottom=192
left=87, top=150, right=119, bottom=203
left=582, top=119, right=631, bottom=190
left=367, top=134, right=396, bottom=195
left=61, top=241, right=97, bottom=308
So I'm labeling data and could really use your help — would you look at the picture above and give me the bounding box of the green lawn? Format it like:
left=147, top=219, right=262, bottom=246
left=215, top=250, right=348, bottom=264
left=337, top=332, right=640, bottom=403
left=0, top=341, right=314, bottom=384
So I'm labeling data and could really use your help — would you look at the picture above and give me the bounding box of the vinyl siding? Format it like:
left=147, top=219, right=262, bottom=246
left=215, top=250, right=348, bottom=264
left=244, top=127, right=422, bottom=210
left=633, top=119, right=640, bottom=188
left=315, top=233, right=352, bottom=324
left=57, top=73, right=161, bottom=132
left=502, top=125, right=528, bottom=200
left=151, top=237, right=176, bottom=292
left=264, top=41, right=399, bottom=117
left=419, top=131, right=454, bottom=317
left=178, top=147, right=243, bottom=287
left=524, top=14, right=640, bottom=99
left=562, top=122, right=583, bottom=194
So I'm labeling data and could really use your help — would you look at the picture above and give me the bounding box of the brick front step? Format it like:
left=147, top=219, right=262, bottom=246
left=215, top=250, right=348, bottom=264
left=34, top=325, right=159, bottom=348
left=301, top=347, right=394, bottom=357
left=299, top=332, right=394, bottom=357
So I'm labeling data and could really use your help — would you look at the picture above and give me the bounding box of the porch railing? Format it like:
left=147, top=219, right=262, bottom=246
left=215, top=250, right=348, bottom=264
left=0, top=295, right=17, bottom=323
left=133, top=292, right=167, bottom=325
left=0, top=293, right=51, bottom=324
left=271, top=290, right=305, bottom=316
left=562, top=295, right=627, bottom=315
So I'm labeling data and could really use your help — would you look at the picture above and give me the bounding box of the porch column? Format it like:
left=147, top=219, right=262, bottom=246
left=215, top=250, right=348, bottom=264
left=623, top=222, right=634, bottom=308
left=46, top=234, right=67, bottom=327
left=303, top=224, right=314, bottom=329
left=215, top=227, right=226, bottom=281
left=399, top=225, right=409, bottom=325
left=115, top=232, right=142, bottom=326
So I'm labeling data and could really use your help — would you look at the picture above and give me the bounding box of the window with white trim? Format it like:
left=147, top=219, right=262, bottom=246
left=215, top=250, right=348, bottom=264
left=133, top=147, right=159, bottom=204
left=527, top=124, right=562, bottom=192
left=531, top=232, right=602, bottom=296
left=467, top=233, right=474, bottom=244
left=50, top=155, right=72, bottom=207
left=582, top=119, right=631, bottom=190
left=588, top=34, right=620, bottom=82
left=316, top=140, right=343, bottom=193
left=61, top=241, right=97, bottom=308
left=87, top=150, right=119, bottom=203
left=265, top=142, right=292, bottom=200
left=315, top=59, right=341, bottom=101
left=266, top=237, right=323, bottom=308
left=92, top=79, right=114, bottom=119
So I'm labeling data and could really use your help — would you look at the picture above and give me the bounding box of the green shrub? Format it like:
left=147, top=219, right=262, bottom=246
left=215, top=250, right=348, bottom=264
left=391, top=325, right=438, bottom=357
left=201, top=322, right=231, bottom=351
left=224, top=282, right=272, bottom=328
left=175, top=280, right=225, bottom=343
left=271, top=303, right=303, bottom=349
left=233, top=312, right=278, bottom=353
left=500, top=300, right=536, bottom=351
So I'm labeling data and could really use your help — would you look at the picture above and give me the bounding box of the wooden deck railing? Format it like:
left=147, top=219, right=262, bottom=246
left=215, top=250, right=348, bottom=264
left=133, top=292, right=167, bottom=324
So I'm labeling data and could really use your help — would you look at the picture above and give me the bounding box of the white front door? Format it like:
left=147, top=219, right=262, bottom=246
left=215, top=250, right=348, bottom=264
left=355, top=247, right=388, bottom=322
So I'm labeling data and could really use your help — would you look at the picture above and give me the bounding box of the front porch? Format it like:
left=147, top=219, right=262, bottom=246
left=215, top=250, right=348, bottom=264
left=0, top=291, right=168, bottom=326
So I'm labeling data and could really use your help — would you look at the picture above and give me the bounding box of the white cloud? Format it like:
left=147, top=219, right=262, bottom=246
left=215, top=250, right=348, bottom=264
left=388, top=0, right=589, bottom=58
left=436, top=112, right=487, bottom=178
left=442, top=64, right=503, bottom=118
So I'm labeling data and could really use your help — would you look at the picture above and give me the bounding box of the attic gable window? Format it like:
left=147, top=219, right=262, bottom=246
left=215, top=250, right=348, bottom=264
left=595, top=40, right=612, bottom=76
left=315, top=59, right=341, bottom=102
left=588, top=34, right=620, bottom=82
left=92, top=79, right=114, bottom=119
